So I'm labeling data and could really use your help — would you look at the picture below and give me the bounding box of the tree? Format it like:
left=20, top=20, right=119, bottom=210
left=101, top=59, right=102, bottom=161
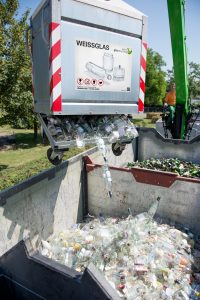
left=166, top=62, right=200, bottom=100
left=0, top=0, right=36, bottom=131
left=166, top=69, right=174, bottom=89
left=145, top=48, right=167, bottom=106
left=188, top=62, right=200, bottom=99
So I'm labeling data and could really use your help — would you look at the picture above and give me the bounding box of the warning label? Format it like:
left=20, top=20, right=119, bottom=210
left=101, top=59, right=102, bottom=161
left=75, top=39, right=133, bottom=92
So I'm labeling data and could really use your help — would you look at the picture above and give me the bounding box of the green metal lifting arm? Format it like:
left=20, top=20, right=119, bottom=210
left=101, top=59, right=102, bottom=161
left=167, top=0, right=189, bottom=139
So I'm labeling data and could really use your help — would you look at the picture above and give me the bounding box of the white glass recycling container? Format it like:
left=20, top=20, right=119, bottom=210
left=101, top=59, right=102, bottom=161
left=30, top=0, right=148, bottom=116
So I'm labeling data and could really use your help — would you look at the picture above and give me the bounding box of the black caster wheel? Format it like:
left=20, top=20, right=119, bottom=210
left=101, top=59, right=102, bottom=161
left=47, top=148, right=63, bottom=165
left=112, top=143, right=125, bottom=156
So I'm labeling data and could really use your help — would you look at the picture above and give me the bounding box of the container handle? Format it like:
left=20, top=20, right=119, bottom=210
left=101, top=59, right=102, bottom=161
left=41, top=2, right=49, bottom=46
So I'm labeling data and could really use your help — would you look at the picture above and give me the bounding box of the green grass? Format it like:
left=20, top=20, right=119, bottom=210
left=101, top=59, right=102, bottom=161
left=0, top=126, right=91, bottom=191
left=132, top=118, right=156, bottom=128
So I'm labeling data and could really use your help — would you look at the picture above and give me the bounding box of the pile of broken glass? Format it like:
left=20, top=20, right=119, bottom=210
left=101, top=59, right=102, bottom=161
left=40, top=202, right=200, bottom=299
left=127, top=158, right=200, bottom=179
left=46, top=115, right=138, bottom=146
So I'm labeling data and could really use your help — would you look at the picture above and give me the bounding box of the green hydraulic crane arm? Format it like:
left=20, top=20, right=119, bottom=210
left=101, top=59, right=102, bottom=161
left=167, top=0, right=189, bottom=138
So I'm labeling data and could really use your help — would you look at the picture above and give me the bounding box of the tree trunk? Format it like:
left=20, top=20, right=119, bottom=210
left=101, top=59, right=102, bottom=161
left=33, top=119, right=38, bottom=141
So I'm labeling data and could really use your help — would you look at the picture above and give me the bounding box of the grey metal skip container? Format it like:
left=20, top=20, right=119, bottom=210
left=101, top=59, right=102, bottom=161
left=30, top=0, right=148, bottom=116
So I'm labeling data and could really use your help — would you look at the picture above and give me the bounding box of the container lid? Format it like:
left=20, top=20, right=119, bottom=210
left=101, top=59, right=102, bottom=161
left=73, top=0, right=146, bottom=20
left=32, top=0, right=146, bottom=21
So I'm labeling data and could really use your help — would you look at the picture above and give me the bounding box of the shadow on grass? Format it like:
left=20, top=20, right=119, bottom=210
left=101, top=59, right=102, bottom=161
left=15, top=133, right=45, bottom=149
left=0, top=164, right=8, bottom=171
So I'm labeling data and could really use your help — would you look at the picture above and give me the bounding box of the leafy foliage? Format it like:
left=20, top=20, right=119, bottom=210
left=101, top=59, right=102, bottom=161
left=166, top=62, right=200, bottom=99
left=127, top=158, right=200, bottom=178
left=145, top=48, right=167, bottom=106
left=0, top=0, right=34, bottom=128
left=166, top=69, right=175, bottom=89
left=188, top=62, right=200, bottom=99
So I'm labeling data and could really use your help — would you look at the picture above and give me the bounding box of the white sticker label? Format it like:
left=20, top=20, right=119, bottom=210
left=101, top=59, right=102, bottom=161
left=75, top=39, right=132, bottom=92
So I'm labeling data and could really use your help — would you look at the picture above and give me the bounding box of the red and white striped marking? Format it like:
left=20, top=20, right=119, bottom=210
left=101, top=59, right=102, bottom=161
left=138, top=42, right=148, bottom=113
left=49, top=22, right=62, bottom=112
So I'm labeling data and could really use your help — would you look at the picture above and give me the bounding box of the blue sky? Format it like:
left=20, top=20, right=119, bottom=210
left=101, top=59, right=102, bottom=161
left=18, top=0, right=200, bottom=70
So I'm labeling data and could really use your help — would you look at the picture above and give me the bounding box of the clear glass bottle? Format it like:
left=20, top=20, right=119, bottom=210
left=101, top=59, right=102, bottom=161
left=103, top=53, right=114, bottom=72
left=48, top=123, right=64, bottom=141
left=86, top=61, right=106, bottom=78
left=113, top=65, right=125, bottom=81
left=148, top=197, right=160, bottom=219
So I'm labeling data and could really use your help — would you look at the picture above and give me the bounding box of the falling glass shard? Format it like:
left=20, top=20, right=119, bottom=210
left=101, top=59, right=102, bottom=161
left=147, top=197, right=161, bottom=219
